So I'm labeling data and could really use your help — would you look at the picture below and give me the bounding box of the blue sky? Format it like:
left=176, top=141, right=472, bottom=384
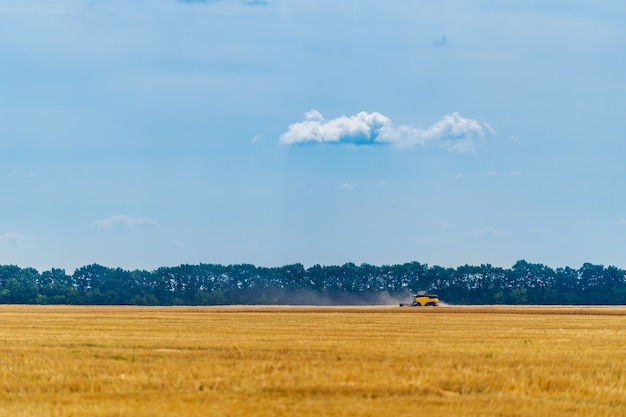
left=1, top=0, right=625, bottom=273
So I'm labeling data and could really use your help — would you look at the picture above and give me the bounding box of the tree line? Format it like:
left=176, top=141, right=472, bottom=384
left=0, top=260, right=625, bottom=305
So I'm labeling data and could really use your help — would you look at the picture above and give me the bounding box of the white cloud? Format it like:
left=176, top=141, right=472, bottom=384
left=171, top=239, right=186, bottom=248
left=575, top=219, right=596, bottom=228
left=0, top=4, right=78, bottom=15
left=466, top=226, right=506, bottom=237
left=339, top=182, right=355, bottom=190
left=9, top=169, right=37, bottom=178
left=434, top=218, right=453, bottom=229
left=94, top=214, right=159, bottom=229
left=279, top=110, right=494, bottom=152
left=483, top=123, right=497, bottom=135
left=279, top=110, right=391, bottom=145
left=0, top=232, right=27, bottom=245
left=616, top=219, right=626, bottom=225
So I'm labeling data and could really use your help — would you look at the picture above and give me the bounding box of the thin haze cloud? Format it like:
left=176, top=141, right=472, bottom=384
left=279, top=111, right=495, bottom=152
left=466, top=226, right=507, bottom=237
left=94, top=215, right=159, bottom=229
left=0, top=232, right=27, bottom=245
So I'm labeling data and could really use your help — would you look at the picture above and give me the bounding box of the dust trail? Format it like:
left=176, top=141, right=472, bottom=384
left=373, top=291, right=413, bottom=306
left=265, top=289, right=414, bottom=306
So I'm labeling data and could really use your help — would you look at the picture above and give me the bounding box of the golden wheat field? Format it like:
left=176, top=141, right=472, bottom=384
left=1, top=305, right=625, bottom=417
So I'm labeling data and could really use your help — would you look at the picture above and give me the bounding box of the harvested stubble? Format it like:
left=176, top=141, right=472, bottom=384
left=0, top=305, right=625, bottom=416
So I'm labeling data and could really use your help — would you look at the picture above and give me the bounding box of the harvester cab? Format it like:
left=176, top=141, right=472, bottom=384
left=400, top=291, right=439, bottom=307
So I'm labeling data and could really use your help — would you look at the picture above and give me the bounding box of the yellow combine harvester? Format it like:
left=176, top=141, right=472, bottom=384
left=399, top=291, right=439, bottom=307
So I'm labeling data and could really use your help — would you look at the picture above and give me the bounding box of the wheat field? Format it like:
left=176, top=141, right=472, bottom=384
left=0, top=305, right=625, bottom=416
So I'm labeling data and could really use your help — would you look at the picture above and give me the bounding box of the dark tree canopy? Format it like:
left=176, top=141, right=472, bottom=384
left=0, top=261, right=624, bottom=305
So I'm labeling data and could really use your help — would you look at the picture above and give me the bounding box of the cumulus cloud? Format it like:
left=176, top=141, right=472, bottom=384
left=279, top=110, right=391, bottom=145
left=94, top=214, right=159, bottom=229
left=279, top=110, right=494, bottom=152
